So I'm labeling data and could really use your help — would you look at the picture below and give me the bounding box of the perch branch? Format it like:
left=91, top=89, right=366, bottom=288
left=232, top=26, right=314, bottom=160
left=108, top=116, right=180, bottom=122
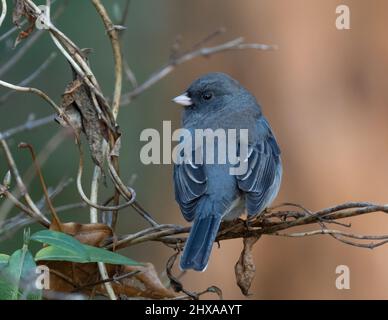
left=110, top=202, right=388, bottom=251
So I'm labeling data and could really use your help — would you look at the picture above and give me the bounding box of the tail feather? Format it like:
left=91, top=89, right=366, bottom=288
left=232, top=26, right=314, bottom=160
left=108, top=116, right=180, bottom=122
left=180, top=214, right=222, bottom=271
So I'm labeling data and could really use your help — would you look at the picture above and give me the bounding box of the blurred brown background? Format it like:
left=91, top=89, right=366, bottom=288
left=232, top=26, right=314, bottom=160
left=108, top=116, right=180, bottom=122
left=1, top=0, right=388, bottom=299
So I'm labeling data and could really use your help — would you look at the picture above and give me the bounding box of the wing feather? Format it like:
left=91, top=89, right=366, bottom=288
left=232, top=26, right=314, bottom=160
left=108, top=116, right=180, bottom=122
left=174, top=149, right=207, bottom=221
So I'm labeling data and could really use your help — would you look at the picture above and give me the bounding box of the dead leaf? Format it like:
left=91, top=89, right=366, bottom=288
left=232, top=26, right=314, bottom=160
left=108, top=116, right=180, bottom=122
left=110, top=137, right=121, bottom=157
left=59, top=78, right=106, bottom=169
left=234, top=236, right=260, bottom=296
left=12, top=0, right=37, bottom=47
left=40, top=222, right=176, bottom=299
left=51, top=222, right=113, bottom=247
left=110, top=263, right=176, bottom=299
left=58, top=67, right=120, bottom=170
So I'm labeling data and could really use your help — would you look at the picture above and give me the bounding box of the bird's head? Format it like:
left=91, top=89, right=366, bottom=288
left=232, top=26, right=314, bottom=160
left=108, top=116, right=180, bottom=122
left=172, top=72, right=243, bottom=112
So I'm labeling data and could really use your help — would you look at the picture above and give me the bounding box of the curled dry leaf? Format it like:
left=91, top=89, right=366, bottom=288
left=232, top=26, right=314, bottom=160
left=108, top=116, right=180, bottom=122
left=234, top=236, right=260, bottom=296
left=110, top=263, right=176, bottom=299
left=12, top=0, right=37, bottom=47
left=56, top=56, right=120, bottom=170
left=110, top=137, right=121, bottom=157
left=58, top=77, right=107, bottom=169
left=41, top=222, right=176, bottom=299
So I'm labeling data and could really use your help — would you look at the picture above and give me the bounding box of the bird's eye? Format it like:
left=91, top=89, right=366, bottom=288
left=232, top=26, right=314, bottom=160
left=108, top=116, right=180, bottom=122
left=202, top=92, right=213, bottom=100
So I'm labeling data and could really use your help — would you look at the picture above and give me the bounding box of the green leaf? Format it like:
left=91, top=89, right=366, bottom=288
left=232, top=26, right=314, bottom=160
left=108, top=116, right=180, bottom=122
left=35, top=246, right=91, bottom=263
left=0, top=277, right=21, bottom=300
left=31, top=230, right=88, bottom=259
left=83, top=244, right=140, bottom=266
left=36, top=245, right=140, bottom=266
left=0, top=245, right=41, bottom=300
left=33, top=229, right=140, bottom=266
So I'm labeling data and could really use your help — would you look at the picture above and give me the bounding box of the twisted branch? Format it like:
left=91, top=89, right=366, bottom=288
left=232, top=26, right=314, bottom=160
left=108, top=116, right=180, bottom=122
left=109, top=202, right=388, bottom=251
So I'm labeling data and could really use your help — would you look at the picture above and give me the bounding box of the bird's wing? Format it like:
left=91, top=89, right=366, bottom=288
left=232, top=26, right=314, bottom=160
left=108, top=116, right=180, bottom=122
left=236, top=119, right=281, bottom=215
left=173, top=148, right=207, bottom=222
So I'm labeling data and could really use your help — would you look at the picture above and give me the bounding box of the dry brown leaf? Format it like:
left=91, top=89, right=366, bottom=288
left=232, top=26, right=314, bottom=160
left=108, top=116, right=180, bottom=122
left=12, top=0, right=37, bottom=47
left=234, top=236, right=260, bottom=296
left=41, top=222, right=176, bottom=299
left=110, top=263, right=176, bottom=299
left=51, top=222, right=113, bottom=247
left=57, top=66, right=120, bottom=171
left=59, top=78, right=106, bottom=169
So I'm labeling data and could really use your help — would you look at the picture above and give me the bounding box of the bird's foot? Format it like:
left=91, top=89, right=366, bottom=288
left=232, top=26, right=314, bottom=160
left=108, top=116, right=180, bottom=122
left=244, top=218, right=259, bottom=232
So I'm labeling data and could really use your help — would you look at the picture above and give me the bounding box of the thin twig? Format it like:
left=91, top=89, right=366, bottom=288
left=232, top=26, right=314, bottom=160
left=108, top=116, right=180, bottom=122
left=91, top=0, right=122, bottom=117
left=0, top=185, right=41, bottom=221
left=121, top=37, right=276, bottom=105
left=0, top=114, right=55, bottom=140
left=18, top=142, right=62, bottom=230
left=0, top=79, right=63, bottom=115
left=90, top=0, right=123, bottom=239
left=74, top=270, right=140, bottom=292
left=0, top=128, right=66, bottom=221
left=0, top=52, right=57, bottom=105
left=0, top=139, right=50, bottom=226
left=0, top=180, right=79, bottom=241
left=0, top=30, right=44, bottom=77
left=108, top=202, right=388, bottom=251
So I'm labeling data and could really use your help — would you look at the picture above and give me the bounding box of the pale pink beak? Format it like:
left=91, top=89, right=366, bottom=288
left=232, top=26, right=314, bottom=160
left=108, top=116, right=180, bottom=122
left=172, top=93, right=193, bottom=106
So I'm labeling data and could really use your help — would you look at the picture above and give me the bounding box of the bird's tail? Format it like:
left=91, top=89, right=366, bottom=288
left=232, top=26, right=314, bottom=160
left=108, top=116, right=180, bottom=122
left=180, top=212, right=222, bottom=272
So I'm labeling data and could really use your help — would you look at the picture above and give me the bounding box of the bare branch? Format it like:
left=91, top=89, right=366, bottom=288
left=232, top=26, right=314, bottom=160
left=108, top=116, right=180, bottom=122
left=0, top=79, right=63, bottom=115
left=0, top=52, right=57, bottom=105
left=0, top=114, right=55, bottom=140
left=90, top=0, right=123, bottom=242
left=0, top=129, right=66, bottom=221
left=81, top=0, right=122, bottom=291
left=108, top=202, right=388, bottom=252
left=121, top=36, right=277, bottom=105
left=91, top=0, right=122, bottom=118
left=0, top=179, right=78, bottom=241
left=18, top=142, right=62, bottom=230
left=0, top=139, right=50, bottom=226
left=0, top=184, right=41, bottom=221
left=0, top=30, right=44, bottom=77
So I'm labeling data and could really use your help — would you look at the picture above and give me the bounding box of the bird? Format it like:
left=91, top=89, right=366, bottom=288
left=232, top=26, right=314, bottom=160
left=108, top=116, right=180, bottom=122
left=172, top=72, right=282, bottom=271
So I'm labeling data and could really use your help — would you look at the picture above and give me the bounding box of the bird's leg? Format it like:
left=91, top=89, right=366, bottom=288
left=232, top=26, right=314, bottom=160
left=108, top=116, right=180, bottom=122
left=244, top=211, right=267, bottom=231
left=263, top=207, right=271, bottom=214
left=244, top=216, right=258, bottom=231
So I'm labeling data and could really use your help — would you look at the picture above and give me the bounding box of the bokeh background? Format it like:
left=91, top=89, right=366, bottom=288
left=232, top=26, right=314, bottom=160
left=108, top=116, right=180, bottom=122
left=1, top=0, right=388, bottom=299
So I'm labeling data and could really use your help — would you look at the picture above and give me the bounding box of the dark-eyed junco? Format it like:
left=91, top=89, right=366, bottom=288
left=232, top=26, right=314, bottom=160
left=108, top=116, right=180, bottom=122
left=172, top=73, right=282, bottom=271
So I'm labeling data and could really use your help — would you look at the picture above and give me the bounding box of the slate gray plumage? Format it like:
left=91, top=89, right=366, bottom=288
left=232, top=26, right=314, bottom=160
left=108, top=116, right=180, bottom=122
left=173, top=73, right=282, bottom=271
